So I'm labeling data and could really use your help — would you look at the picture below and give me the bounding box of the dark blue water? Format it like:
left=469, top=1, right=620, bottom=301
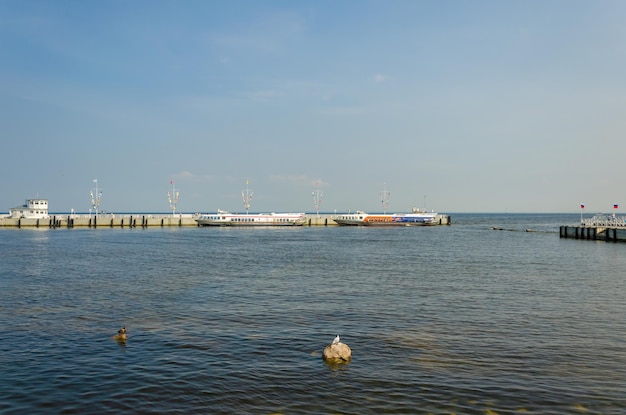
left=1, top=214, right=625, bottom=414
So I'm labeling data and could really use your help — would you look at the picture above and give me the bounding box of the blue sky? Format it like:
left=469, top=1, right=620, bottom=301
left=2, top=0, right=626, bottom=213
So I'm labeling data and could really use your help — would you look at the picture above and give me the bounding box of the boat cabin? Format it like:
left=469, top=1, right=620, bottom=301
left=8, top=198, right=50, bottom=219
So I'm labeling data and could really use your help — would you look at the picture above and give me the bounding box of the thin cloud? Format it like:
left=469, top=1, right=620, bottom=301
left=173, top=171, right=216, bottom=182
left=238, top=89, right=284, bottom=101
left=373, top=74, right=387, bottom=83
left=316, top=106, right=371, bottom=116
left=209, top=11, right=306, bottom=54
left=269, top=174, right=318, bottom=187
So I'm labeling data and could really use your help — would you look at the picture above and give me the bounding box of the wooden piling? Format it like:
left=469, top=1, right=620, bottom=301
left=560, top=225, right=624, bottom=242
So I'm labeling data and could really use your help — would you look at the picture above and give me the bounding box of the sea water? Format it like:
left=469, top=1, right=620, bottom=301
left=1, top=213, right=625, bottom=414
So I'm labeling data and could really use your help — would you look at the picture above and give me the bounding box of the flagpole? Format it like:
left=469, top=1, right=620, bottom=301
left=580, top=203, right=584, bottom=225
left=312, top=179, right=323, bottom=218
left=380, top=182, right=390, bottom=214
left=168, top=180, right=179, bottom=217
left=242, top=180, right=253, bottom=215
left=95, top=179, right=98, bottom=217
left=90, top=179, right=101, bottom=217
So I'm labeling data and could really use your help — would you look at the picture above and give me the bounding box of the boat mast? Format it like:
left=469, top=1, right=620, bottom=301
left=168, top=180, right=179, bottom=217
left=242, top=180, right=253, bottom=214
left=312, top=179, right=323, bottom=217
left=380, top=182, right=390, bottom=214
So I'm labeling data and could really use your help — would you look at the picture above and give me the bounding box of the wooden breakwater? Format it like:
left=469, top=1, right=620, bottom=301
left=559, top=226, right=626, bottom=242
left=0, top=213, right=451, bottom=228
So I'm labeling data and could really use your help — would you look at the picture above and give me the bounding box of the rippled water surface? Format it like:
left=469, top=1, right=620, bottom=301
left=1, top=213, right=625, bottom=414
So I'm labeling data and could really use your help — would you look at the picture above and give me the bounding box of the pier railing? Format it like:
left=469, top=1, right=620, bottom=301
left=562, top=214, right=626, bottom=242
left=581, top=214, right=626, bottom=228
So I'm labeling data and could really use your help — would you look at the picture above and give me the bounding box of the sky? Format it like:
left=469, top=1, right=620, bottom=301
left=2, top=0, right=626, bottom=214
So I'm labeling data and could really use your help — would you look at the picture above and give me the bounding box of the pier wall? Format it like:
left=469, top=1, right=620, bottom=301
left=1, top=213, right=451, bottom=228
left=559, top=226, right=626, bottom=242
left=0, top=215, right=198, bottom=228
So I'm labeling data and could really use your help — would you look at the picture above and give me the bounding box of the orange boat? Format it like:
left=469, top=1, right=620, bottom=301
left=333, top=209, right=438, bottom=226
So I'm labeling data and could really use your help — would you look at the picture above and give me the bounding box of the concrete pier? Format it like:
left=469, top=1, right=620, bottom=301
left=1, top=213, right=451, bottom=228
left=560, top=226, right=626, bottom=242
left=1, top=214, right=202, bottom=228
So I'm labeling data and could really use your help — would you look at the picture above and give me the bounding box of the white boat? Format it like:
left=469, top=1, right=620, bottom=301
left=334, top=208, right=439, bottom=226
left=8, top=198, right=50, bottom=219
left=196, top=210, right=307, bottom=226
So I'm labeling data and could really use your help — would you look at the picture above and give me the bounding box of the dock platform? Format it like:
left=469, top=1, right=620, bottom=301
left=560, top=213, right=626, bottom=242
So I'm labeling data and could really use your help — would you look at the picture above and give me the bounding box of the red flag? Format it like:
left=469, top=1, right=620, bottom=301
left=614, top=204, right=619, bottom=209
left=580, top=204, right=584, bottom=209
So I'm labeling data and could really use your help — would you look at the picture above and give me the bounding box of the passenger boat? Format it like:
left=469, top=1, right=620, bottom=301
left=333, top=208, right=439, bottom=226
left=196, top=210, right=307, bottom=226
left=8, top=198, right=50, bottom=219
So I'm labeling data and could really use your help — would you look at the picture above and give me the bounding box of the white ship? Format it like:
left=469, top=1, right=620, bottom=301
left=196, top=210, right=306, bottom=226
left=8, top=198, right=50, bottom=219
